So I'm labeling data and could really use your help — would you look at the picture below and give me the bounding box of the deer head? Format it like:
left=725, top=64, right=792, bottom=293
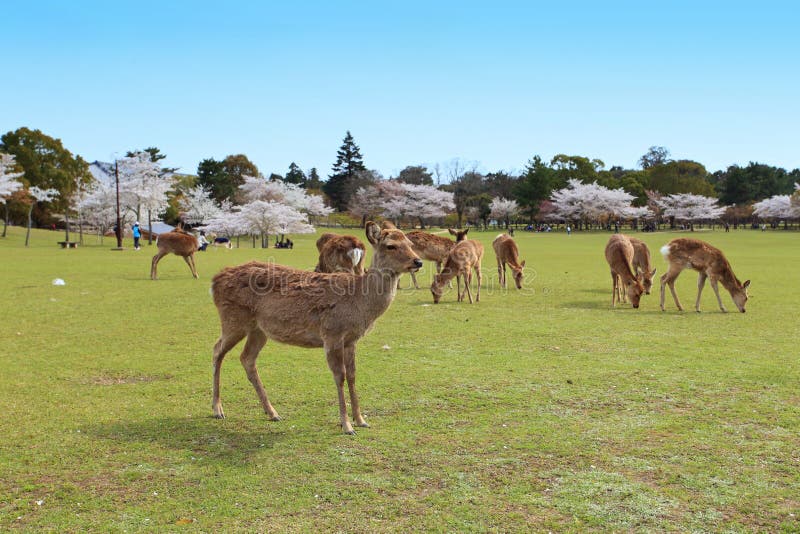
left=641, top=267, right=657, bottom=294
left=448, top=228, right=469, bottom=241
left=626, top=272, right=646, bottom=308
left=731, top=279, right=751, bottom=313
left=511, top=260, right=526, bottom=289
left=366, top=221, right=422, bottom=274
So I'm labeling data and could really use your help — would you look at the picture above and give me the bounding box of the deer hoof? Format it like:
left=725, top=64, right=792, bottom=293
left=269, top=415, right=282, bottom=422
left=213, top=413, right=225, bottom=419
left=355, top=421, right=370, bottom=428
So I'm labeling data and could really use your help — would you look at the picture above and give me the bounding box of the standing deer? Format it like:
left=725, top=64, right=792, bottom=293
left=604, top=234, right=644, bottom=308
left=210, top=222, right=423, bottom=434
left=430, top=239, right=484, bottom=303
left=314, top=233, right=366, bottom=275
left=659, top=238, right=750, bottom=313
left=405, top=228, right=469, bottom=288
left=492, top=233, right=526, bottom=289
left=151, top=227, right=199, bottom=280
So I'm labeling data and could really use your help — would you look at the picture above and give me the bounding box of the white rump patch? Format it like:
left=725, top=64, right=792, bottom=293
left=494, top=234, right=505, bottom=242
left=348, top=247, right=364, bottom=266
left=660, top=244, right=671, bottom=259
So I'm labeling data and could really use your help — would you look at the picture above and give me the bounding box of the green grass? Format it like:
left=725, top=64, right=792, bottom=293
left=1, top=225, right=798, bottom=532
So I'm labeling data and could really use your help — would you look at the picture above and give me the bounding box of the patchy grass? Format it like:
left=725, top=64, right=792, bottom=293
left=1, top=225, right=798, bottom=531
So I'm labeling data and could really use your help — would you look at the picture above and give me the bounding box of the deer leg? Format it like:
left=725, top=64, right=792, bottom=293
left=456, top=274, right=463, bottom=301
left=611, top=271, right=618, bottom=307
left=190, top=253, right=200, bottom=278
left=475, top=264, right=482, bottom=302
left=151, top=251, right=166, bottom=280
left=660, top=266, right=684, bottom=311
left=709, top=277, right=728, bottom=312
left=211, top=327, right=246, bottom=419
left=695, top=272, right=707, bottom=312
left=497, top=259, right=505, bottom=289
left=410, top=268, right=420, bottom=289
left=239, top=329, right=281, bottom=421
left=325, top=343, right=354, bottom=434
left=183, top=254, right=199, bottom=279
left=343, top=344, right=368, bottom=428
left=464, top=269, right=474, bottom=304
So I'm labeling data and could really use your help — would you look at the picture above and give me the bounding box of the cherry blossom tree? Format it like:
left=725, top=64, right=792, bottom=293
left=119, top=151, right=173, bottom=243
left=240, top=175, right=333, bottom=217
left=179, top=185, right=225, bottom=226
left=655, top=193, right=726, bottom=230
left=348, top=181, right=454, bottom=227
left=550, top=179, right=649, bottom=228
left=237, top=200, right=314, bottom=247
left=1, top=153, right=24, bottom=237
left=78, top=183, right=118, bottom=244
left=490, top=197, right=519, bottom=228
left=24, top=186, right=58, bottom=246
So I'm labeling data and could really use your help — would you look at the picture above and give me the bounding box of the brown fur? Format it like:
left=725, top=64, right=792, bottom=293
left=604, top=235, right=644, bottom=308
left=405, top=228, right=469, bottom=288
left=492, top=234, right=526, bottom=289
left=430, top=239, right=484, bottom=304
left=659, top=238, right=750, bottom=313
left=626, top=236, right=657, bottom=294
left=314, top=233, right=366, bottom=275
left=151, top=230, right=199, bottom=280
left=210, top=222, right=422, bottom=434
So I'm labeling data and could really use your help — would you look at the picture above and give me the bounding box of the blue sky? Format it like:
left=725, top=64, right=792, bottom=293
left=2, top=1, right=798, bottom=178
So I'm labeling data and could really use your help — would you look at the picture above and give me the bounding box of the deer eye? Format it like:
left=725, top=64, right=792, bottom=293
left=386, top=244, right=397, bottom=250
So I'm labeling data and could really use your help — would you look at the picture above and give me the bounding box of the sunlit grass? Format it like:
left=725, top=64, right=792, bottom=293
left=1, top=224, right=798, bottom=531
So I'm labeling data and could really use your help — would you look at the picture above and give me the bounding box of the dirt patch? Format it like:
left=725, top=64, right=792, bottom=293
left=85, top=372, right=173, bottom=385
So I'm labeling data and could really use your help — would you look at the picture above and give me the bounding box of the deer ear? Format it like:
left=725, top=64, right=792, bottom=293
left=448, top=228, right=457, bottom=235
left=521, top=260, right=526, bottom=268
left=463, top=228, right=470, bottom=235
left=650, top=268, right=657, bottom=277
left=365, top=222, right=381, bottom=246
left=742, top=279, right=751, bottom=289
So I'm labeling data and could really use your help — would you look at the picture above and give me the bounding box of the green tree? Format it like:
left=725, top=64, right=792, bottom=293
left=125, top=147, right=177, bottom=174
left=484, top=171, right=518, bottom=199
left=196, top=158, right=231, bottom=202
left=444, top=171, right=484, bottom=228
left=306, top=167, right=322, bottom=190
left=323, top=131, right=366, bottom=211
left=550, top=154, right=604, bottom=185
left=285, top=162, right=306, bottom=186
left=717, top=162, right=795, bottom=205
left=639, top=146, right=671, bottom=169
left=647, top=160, right=715, bottom=196
left=395, top=165, right=433, bottom=186
left=222, top=154, right=259, bottom=188
left=0, top=127, right=92, bottom=239
left=514, top=156, right=556, bottom=220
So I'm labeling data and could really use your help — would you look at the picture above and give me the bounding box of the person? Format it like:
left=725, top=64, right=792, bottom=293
left=566, top=225, right=571, bottom=236
left=197, top=230, right=209, bottom=251
left=132, top=222, right=142, bottom=250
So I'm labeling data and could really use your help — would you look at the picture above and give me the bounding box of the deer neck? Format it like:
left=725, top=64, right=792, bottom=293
left=358, top=267, right=400, bottom=311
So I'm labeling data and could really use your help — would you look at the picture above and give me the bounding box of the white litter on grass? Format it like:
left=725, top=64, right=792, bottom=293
left=52, top=278, right=66, bottom=286
left=382, top=345, right=391, bottom=350
left=35, top=500, right=44, bottom=506
left=421, top=304, right=431, bottom=307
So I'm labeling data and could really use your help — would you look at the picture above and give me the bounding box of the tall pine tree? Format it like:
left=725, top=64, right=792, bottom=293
left=285, top=162, right=306, bottom=186
left=323, top=131, right=366, bottom=211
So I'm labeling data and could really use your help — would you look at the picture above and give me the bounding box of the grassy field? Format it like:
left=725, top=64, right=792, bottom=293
left=1, top=224, right=798, bottom=532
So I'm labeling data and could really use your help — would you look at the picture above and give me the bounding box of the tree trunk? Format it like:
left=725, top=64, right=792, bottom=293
left=25, top=204, right=33, bottom=247
left=78, top=212, right=84, bottom=245
left=64, top=210, right=70, bottom=243
left=148, top=209, right=153, bottom=245
left=2, top=203, right=8, bottom=238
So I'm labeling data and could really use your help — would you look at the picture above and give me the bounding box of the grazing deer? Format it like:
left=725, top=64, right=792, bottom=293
left=659, top=238, right=750, bottom=313
left=210, top=222, right=423, bottom=434
left=314, top=233, right=366, bottom=275
left=151, top=226, right=199, bottom=280
left=492, top=234, right=526, bottom=289
left=604, top=234, right=645, bottom=308
left=405, top=228, right=470, bottom=289
left=431, top=239, right=484, bottom=304
left=627, top=236, right=657, bottom=294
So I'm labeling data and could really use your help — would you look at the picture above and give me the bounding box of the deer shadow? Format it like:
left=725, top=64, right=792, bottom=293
left=87, top=415, right=289, bottom=465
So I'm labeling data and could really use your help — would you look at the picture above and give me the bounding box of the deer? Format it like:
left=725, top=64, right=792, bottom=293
left=151, top=225, right=199, bottom=280
left=604, top=234, right=645, bottom=308
left=612, top=235, right=657, bottom=302
left=404, top=228, right=470, bottom=289
left=659, top=238, right=750, bottom=313
left=314, top=233, right=366, bottom=275
left=430, top=239, right=484, bottom=304
left=210, top=222, right=423, bottom=434
left=492, top=233, right=526, bottom=289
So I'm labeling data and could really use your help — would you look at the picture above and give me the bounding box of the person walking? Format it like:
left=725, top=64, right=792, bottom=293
left=197, top=230, right=209, bottom=251
left=566, top=225, right=572, bottom=236
left=132, top=222, right=142, bottom=250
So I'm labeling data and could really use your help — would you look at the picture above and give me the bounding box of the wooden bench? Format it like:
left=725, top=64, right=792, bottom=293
left=57, top=241, right=79, bottom=249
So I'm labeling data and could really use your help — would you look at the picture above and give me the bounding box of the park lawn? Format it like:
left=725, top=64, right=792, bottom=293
left=0, top=225, right=798, bottom=532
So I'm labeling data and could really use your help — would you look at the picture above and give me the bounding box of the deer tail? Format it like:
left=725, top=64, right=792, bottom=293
left=659, top=244, right=670, bottom=259
left=347, top=247, right=364, bottom=267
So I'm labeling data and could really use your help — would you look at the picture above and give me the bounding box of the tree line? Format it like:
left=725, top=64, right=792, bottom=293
left=2, top=127, right=799, bottom=240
